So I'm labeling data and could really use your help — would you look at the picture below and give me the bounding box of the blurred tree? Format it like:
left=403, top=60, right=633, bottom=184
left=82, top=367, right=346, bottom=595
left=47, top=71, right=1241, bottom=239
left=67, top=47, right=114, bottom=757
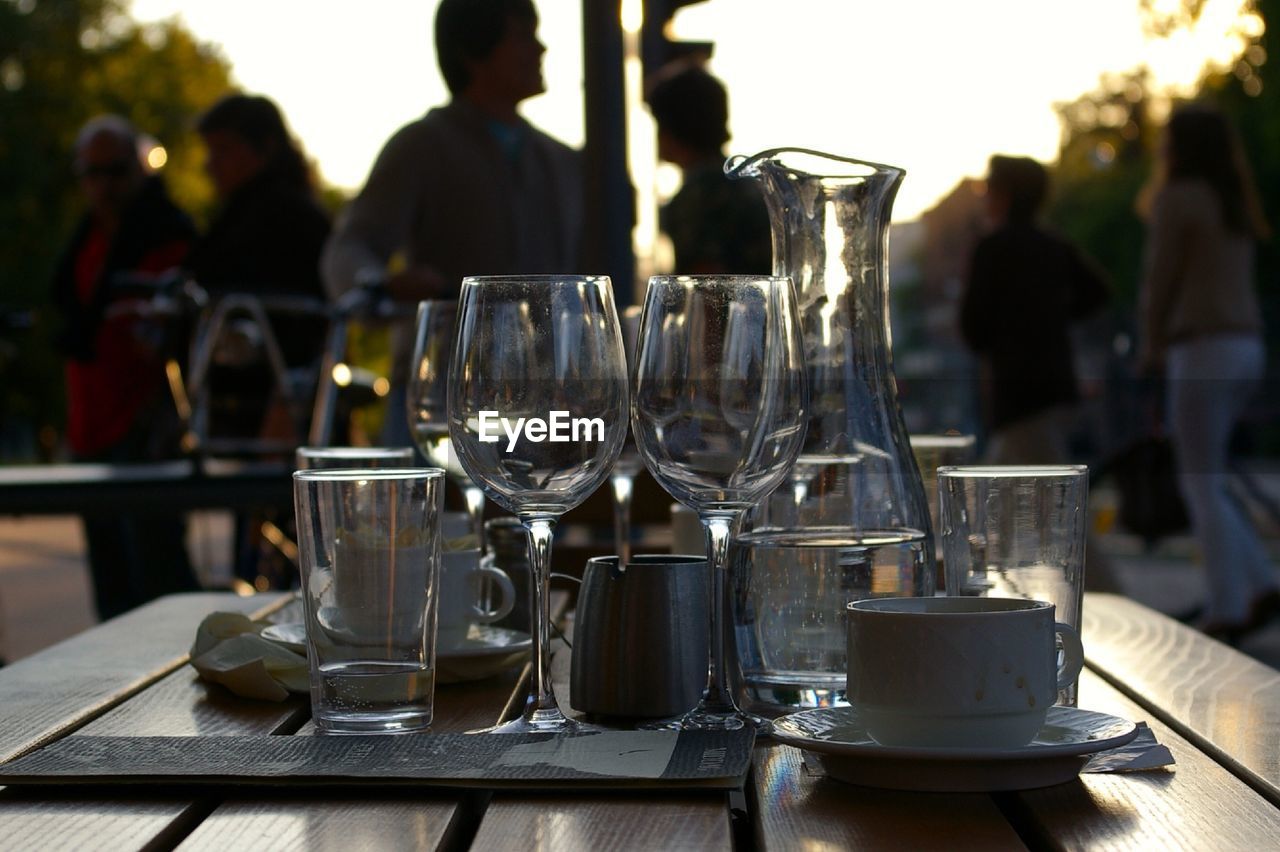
left=1047, top=0, right=1278, bottom=450
left=1047, top=0, right=1274, bottom=306
left=0, top=0, right=232, bottom=457
left=1047, top=70, right=1156, bottom=309
left=1194, top=0, right=1277, bottom=290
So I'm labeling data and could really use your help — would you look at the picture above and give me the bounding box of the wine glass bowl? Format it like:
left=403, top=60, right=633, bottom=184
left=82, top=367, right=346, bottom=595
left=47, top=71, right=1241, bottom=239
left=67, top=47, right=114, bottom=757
left=448, top=275, right=629, bottom=733
left=632, top=274, right=807, bottom=730
left=407, top=300, right=487, bottom=539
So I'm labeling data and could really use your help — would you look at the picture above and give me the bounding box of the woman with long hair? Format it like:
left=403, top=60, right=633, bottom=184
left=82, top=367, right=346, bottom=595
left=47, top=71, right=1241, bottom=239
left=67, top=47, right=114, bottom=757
left=1139, top=103, right=1276, bottom=643
left=185, top=93, right=331, bottom=440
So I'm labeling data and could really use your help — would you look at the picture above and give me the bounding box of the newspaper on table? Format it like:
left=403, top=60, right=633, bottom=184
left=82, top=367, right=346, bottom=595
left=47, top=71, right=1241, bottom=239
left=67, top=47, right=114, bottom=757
left=0, top=728, right=755, bottom=791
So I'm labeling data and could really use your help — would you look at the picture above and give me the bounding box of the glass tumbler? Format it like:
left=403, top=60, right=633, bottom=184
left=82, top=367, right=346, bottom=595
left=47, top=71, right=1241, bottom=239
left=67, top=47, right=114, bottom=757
left=939, top=464, right=1088, bottom=705
left=293, top=467, right=444, bottom=733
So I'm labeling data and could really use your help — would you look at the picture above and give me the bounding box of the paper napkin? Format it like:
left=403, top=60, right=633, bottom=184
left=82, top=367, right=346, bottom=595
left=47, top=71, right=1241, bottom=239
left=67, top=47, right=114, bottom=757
left=189, top=612, right=309, bottom=701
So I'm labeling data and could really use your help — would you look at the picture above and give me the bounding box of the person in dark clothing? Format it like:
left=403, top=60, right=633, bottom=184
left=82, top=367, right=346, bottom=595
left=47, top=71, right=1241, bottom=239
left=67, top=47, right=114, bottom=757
left=52, top=114, right=200, bottom=620
left=647, top=63, right=771, bottom=274
left=960, top=155, right=1108, bottom=463
left=185, top=94, right=331, bottom=441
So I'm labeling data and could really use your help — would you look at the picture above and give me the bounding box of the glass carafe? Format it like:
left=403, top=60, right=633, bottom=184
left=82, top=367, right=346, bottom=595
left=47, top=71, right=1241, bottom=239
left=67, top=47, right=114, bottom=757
left=725, top=148, right=934, bottom=716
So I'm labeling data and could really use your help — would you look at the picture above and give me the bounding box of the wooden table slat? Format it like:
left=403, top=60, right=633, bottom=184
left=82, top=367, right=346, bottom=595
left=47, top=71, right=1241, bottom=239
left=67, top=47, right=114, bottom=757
left=174, top=593, right=571, bottom=852
left=0, top=592, right=294, bottom=852
left=0, top=591, right=287, bottom=763
left=175, top=797, right=464, bottom=852
left=0, top=793, right=216, bottom=852
left=76, top=667, right=306, bottom=738
left=752, top=744, right=1026, bottom=851
left=471, top=797, right=732, bottom=852
left=1083, top=593, right=1280, bottom=804
left=1010, top=668, right=1280, bottom=850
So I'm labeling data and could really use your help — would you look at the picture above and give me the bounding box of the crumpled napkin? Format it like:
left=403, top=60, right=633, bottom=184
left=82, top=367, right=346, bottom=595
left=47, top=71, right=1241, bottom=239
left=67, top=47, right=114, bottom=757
left=1082, top=722, right=1176, bottom=773
left=189, top=612, right=309, bottom=701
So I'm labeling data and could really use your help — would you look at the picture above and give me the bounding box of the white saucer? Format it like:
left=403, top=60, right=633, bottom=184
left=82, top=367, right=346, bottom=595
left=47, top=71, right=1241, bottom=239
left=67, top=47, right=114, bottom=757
left=437, top=625, right=532, bottom=683
left=771, top=705, right=1140, bottom=792
left=260, top=621, right=531, bottom=684
left=260, top=622, right=306, bottom=653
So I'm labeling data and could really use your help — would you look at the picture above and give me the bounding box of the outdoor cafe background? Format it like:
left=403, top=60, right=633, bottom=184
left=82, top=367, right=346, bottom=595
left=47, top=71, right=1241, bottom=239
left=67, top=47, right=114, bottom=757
left=1, top=0, right=1277, bottom=461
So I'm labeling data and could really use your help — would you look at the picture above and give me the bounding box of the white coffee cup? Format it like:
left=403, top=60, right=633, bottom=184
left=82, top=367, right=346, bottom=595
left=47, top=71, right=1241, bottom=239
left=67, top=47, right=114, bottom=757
left=436, top=548, right=516, bottom=647
left=845, top=596, right=1084, bottom=749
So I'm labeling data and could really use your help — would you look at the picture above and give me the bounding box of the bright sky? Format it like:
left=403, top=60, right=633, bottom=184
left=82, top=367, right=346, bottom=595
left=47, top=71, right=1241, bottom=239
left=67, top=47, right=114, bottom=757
left=130, top=0, right=1256, bottom=221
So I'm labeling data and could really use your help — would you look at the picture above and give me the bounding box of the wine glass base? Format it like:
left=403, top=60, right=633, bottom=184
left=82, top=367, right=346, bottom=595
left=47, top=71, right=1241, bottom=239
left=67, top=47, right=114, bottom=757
left=638, top=708, right=749, bottom=732
left=469, top=712, right=600, bottom=736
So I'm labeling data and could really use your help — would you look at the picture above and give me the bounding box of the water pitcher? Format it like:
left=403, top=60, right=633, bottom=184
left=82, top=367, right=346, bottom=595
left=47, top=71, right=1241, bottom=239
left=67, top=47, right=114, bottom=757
left=725, top=148, right=933, bottom=716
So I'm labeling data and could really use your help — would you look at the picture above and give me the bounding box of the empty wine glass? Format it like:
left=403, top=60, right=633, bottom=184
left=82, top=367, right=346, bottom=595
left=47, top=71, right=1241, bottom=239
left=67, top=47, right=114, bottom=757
left=408, top=300, right=486, bottom=548
left=632, top=274, right=807, bottom=730
left=610, top=305, right=645, bottom=564
left=449, top=275, right=628, bottom=734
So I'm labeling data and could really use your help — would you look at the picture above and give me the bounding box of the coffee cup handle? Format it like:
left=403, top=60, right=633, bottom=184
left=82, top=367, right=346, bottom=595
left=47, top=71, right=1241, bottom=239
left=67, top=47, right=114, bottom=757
left=1055, top=622, right=1085, bottom=689
left=469, top=560, right=516, bottom=623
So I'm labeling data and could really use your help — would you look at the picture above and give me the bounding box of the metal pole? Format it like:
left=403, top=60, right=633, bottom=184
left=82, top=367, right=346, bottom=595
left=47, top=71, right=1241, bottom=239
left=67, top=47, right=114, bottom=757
left=582, top=0, right=635, bottom=306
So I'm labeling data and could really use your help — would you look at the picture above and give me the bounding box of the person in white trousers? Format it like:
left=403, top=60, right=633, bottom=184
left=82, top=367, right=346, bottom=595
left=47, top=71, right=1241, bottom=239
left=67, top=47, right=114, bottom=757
left=1139, top=104, right=1277, bottom=643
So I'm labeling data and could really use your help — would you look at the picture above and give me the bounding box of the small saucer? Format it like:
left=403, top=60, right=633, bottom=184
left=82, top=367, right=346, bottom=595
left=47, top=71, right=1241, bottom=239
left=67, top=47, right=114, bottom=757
left=437, top=625, right=531, bottom=684
left=260, top=622, right=307, bottom=653
left=771, top=705, right=1139, bottom=792
left=259, top=621, right=531, bottom=684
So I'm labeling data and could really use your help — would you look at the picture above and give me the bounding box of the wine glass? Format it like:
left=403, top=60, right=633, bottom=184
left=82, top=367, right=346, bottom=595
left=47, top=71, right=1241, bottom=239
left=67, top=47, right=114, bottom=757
left=448, top=275, right=629, bottom=734
left=408, top=300, right=486, bottom=548
left=632, top=275, right=807, bottom=730
left=609, top=305, right=645, bottom=564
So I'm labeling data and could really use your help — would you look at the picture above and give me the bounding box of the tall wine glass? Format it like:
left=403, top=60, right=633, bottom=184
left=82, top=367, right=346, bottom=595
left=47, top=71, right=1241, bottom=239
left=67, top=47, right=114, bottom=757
left=408, top=300, right=487, bottom=547
left=609, top=305, right=645, bottom=563
left=449, top=275, right=628, bottom=734
left=632, top=275, right=807, bottom=730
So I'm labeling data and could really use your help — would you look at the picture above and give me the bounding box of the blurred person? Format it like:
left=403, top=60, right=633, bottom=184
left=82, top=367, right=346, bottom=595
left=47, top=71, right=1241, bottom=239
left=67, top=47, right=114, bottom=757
left=960, top=155, right=1108, bottom=464
left=186, top=93, right=331, bottom=441
left=646, top=62, right=770, bottom=274
left=960, top=155, right=1118, bottom=594
left=51, top=114, right=199, bottom=620
left=1138, top=104, right=1277, bottom=642
left=321, top=0, right=581, bottom=444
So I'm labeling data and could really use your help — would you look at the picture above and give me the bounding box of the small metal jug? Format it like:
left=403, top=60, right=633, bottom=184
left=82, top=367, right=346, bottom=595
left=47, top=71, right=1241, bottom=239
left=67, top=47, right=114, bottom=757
left=570, top=554, right=707, bottom=719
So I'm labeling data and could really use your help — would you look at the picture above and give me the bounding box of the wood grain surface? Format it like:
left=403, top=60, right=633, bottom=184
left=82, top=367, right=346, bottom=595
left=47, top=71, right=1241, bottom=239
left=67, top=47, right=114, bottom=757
left=1083, top=593, right=1280, bottom=803
left=171, top=593, right=568, bottom=851
left=752, top=744, right=1026, bottom=851
left=0, top=591, right=286, bottom=763
left=9, top=590, right=1279, bottom=851
left=1009, top=668, right=1280, bottom=850
left=76, top=667, right=306, bottom=738
left=0, top=592, right=291, bottom=851
left=175, top=797, right=464, bottom=852
left=470, top=796, right=732, bottom=852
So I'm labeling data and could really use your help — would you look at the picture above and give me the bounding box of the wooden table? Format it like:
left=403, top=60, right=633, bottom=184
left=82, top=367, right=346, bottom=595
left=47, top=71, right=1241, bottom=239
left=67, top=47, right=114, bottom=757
left=1, top=591, right=1278, bottom=850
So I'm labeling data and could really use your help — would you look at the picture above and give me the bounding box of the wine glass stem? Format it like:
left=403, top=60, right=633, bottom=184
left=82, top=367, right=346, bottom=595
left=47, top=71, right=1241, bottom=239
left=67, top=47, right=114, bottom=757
left=522, top=517, right=562, bottom=722
left=698, top=514, right=737, bottom=713
left=463, top=486, right=486, bottom=552
left=610, top=473, right=634, bottom=565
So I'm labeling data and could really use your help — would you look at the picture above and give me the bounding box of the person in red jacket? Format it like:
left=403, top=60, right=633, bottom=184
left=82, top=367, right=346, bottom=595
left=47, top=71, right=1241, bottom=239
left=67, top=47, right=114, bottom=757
left=51, top=114, right=199, bottom=620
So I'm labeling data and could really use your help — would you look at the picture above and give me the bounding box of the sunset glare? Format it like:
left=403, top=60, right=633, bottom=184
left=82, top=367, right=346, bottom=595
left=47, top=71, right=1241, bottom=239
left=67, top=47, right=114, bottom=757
left=130, top=0, right=1260, bottom=221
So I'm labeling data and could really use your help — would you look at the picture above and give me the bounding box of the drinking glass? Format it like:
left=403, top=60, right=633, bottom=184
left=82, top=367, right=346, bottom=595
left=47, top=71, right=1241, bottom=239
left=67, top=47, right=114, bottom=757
left=408, top=300, right=487, bottom=547
left=295, top=446, right=415, bottom=470
left=909, top=433, right=977, bottom=583
left=632, top=275, right=807, bottom=730
left=939, top=464, right=1088, bottom=705
left=293, top=467, right=444, bottom=734
left=448, top=275, right=628, bottom=734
